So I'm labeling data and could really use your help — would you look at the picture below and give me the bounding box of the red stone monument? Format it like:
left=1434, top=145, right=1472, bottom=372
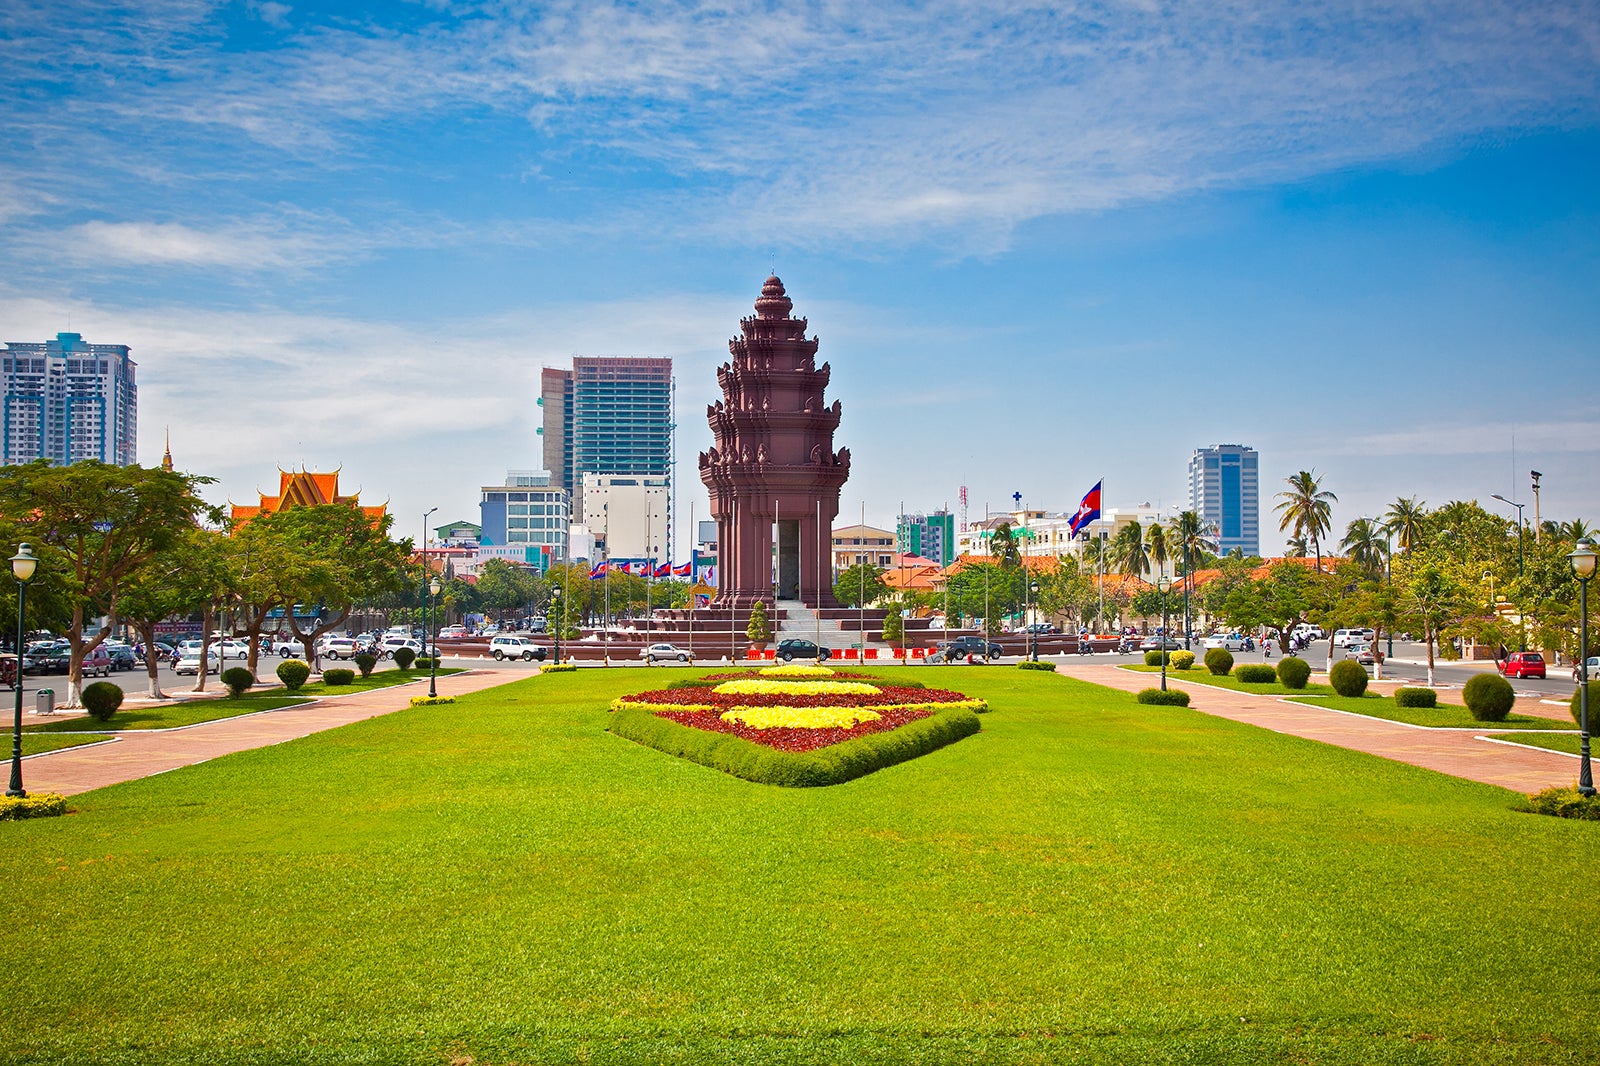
left=700, top=276, right=850, bottom=609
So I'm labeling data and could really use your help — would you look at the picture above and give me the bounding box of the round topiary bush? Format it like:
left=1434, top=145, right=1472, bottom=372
left=81, top=681, right=124, bottom=722
left=1235, top=663, right=1277, bottom=684
left=1329, top=659, right=1369, bottom=697
left=1203, top=647, right=1234, bottom=676
left=415, top=656, right=436, bottom=671
left=393, top=647, right=417, bottom=671
left=1463, top=672, right=1515, bottom=722
left=1136, top=687, right=1191, bottom=706
left=1395, top=686, right=1438, bottom=708
left=220, top=667, right=255, bottom=698
left=1276, top=656, right=1311, bottom=689
left=1143, top=650, right=1169, bottom=667
left=277, top=658, right=310, bottom=692
left=1570, top=681, right=1600, bottom=729
left=322, top=667, right=355, bottom=686
left=1171, top=650, right=1196, bottom=671
left=354, top=652, right=377, bottom=679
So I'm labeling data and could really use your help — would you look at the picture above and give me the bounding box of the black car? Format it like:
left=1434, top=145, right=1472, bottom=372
left=775, top=639, right=831, bottom=662
left=22, top=641, right=70, bottom=674
left=104, top=645, right=139, bottom=671
left=937, top=637, right=1003, bottom=662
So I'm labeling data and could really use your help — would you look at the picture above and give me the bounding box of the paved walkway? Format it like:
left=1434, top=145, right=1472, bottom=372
left=20, top=670, right=518, bottom=797
left=1056, top=663, right=1581, bottom=794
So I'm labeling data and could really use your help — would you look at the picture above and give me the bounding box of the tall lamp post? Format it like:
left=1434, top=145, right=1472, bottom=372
left=427, top=576, right=441, bottom=698
left=421, top=506, right=437, bottom=641
left=1569, top=538, right=1595, bottom=796
left=8, top=543, right=39, bottom=798
left=1157, top=574, right=1172, bottom=692
left=1490, top=494, right=1527, bottom=650
left=550, top=585, right=563, bottom=666
left=1029, top=579, right=1040, bottom=661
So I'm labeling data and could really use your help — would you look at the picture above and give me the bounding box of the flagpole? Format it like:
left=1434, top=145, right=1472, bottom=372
left=604, top=503, right=611, bottom=666
left=645, top=505, right=653, bottom=664
left=687, top=500, right=695, bottom=662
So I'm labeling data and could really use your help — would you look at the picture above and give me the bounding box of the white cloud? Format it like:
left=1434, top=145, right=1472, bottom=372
left=1332, top=422, right=1600, bottom=458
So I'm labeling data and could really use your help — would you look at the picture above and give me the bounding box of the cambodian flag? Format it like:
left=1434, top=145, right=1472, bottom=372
left=672, top=561, right=693, bottom=576
left=613, top=561, right=633, bottom=575
left=654, top=562, right=672, bottom=577
left=1069, top=480, right=1102, bottom=538
left=589, top=562, right=608, bottom=579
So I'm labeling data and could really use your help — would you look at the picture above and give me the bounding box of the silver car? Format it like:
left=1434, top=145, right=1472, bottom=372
left=640, top=643, right=692, bottom=662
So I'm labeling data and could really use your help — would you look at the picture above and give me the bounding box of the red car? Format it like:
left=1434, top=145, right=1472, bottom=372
left=1498, top=652, right=1546, bottom=679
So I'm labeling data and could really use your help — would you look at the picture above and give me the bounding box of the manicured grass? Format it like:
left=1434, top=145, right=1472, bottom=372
left=24, top=694, right=311, bottom=732
left=1489, top=732, right=1586, bottom=755
left=1284, top=693, right=1563, bottom=730
left=1124, top=662, right=1318, bottom=696
left=20, top=731, right=113, bottom=755
left=1, top=667, right=1597, bottom=1065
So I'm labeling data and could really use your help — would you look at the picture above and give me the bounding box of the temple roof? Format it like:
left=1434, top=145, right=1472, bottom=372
left=230, top=468, right=387, bottom=525
left=754, top=275, right=793, bottom=319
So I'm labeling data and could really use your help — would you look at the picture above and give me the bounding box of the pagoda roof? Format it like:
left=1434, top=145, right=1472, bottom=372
left=230, top=468, right=387, bottom=525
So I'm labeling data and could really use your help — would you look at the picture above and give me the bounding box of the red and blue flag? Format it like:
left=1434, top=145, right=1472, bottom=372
left=1069, top=480, right=1102, bottom=538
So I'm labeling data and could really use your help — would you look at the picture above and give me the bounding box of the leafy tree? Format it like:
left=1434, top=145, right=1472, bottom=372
left=989, top=523, right=1022, bottom=569
left=477, top=559, right=538, bottom=624
left=268, top=506, right=412, bottom=662
left=945, top=563, right=1021, bottom=636
left=1395, top=560, right=1462, bottom=687
left=834, top=563, right=888, bottom=609
left=1274, top=470, right=1337, bottom=570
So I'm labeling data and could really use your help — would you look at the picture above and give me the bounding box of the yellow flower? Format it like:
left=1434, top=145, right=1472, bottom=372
left=720, top=706, right=884, bottom=730
left=759, top=664, right=837, bottom=678
left=711, top=679, right=881, bottom=697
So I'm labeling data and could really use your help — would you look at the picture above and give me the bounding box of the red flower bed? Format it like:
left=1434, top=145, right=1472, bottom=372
left=624, top=684, right=974, bottom=710
left=656, top=705, right=935, bottom=753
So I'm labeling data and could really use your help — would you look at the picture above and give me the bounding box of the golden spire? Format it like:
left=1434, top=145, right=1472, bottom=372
left=161, top=428, right=173, bottom=473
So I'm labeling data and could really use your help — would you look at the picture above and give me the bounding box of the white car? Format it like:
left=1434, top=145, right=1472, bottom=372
left=1573, top=656, right=1600, bottom=682
left=219, top=638, right=253, bottom=660
left=1201, top=634, right=1247, bottom=651
left=316, top=637, right=361, bottom=660
left=271, top=637, right=306, bottom=658
left=173, top=648, right=222, bottom=675
left=640, top=643, right=692, bottom=662
left=1333, top=628, right=1375, bottom=648
left=489, top=635, right=547, bottom=662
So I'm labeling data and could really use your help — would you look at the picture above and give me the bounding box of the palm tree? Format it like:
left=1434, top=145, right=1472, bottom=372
left=1559, top=519, right=1594, bottom=543
left=1144, top=522, right=1169, bottom=575
left=1285, top=534, right=1309, bottom=558
left=1381, top=496, right=1427, bottom=554
left=1341, top=517, right=1389, bottom=577
left=1110, top=521, right=1148, bottom=582
left=1275, top=470, right=1337, bottom=570
left=1170, top=511, right=1218, bottom=649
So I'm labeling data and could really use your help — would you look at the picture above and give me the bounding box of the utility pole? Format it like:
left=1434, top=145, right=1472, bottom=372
left=1531, top=470, right=1542, bottom=543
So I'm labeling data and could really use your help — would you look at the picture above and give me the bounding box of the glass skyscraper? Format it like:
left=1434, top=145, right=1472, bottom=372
left=540, top=356, right=673, bottom=524
left=1188, top=444, right=1260, bottom=557
left=1, top=332, right=138, bottom=467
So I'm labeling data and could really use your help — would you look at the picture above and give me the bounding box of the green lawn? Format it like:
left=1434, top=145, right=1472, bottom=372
left=1, top=667, right=1597, bottom=1065
left=19, top=731, right=113, bottom=755
left=1488, top=732, right=1587, bottom=755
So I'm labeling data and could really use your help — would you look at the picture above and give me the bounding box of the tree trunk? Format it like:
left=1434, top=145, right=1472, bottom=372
left=1425, top=625, right=1436, bottom=687
left=193, top=605, right=215, bottom=692
left=1373, top=627, right=1384, bottom=680
left=289, top=606, right=351, bottom=675
left=137, top=621, right=166, bottom=700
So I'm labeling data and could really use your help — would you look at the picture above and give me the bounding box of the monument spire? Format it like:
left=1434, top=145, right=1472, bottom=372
left=161, top=427, right=173, bottom=473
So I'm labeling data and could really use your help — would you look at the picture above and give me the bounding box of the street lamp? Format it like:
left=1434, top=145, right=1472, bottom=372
left=1156, top=574, right=1172, bottom=692
left=1028, top=579, right=1040, bottom=661
left=8, top=543, right=39, bottom=798
left=1490, top=494, right=1527, bottom=650
left=1569, top=538, right=1595, bottom=796
left=550, top=584, right=563, bottom=666
left=428, top=576, right=442, bottom=698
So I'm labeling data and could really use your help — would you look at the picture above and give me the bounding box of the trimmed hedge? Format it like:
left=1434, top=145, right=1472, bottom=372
left=1143, top=650, right=1170, bottom=667
left=608, top=705, right=981, bottom=788
left=1135, top=687, right=1191, bottom=706
left=1170, top=651, right=1196, bottom=671
left=277, top=659, right=310, bottom=692
left=1329, top=659, right=1369, bottom=697
left=221, top=667, right=255, bottom=698
left=322, top=668, right=356, bottom=686
left=392, top=647, right=416, bottom=670
left=1276, top=656, right=1311, bottom=689
left=1524, top=786, right=1600, bottom=821
left=354, top=653, right=377, bottom=679
left=1463, top=673, right=1515, bottom=722
left=81, top=681, right=124, bottom=722
left=1235, top=664, right=1277, bottom=684
left=409, top=695, right=456, bottom=707
left=540, top=662, right=577, bottom=673
left=1203, top=648, right=1233, bottom=676
left=1017, top=660, right=1057, bottom=671
left=0, top=792, right=67, bottom=821
left=415, top=657, right=436, bottom=671
left=1395, top=686, right=1438, bottom=708
left=1570, top=681, right=1600, bottom=728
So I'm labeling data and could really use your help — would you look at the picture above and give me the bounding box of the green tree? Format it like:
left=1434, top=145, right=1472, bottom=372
left=477, top=559, right=538, bottom=624
left=1340, top=517, right=1389, bottom=579
left=1110, top=521, right=1148, bottom=582
left=834, top=563, right=888, bottom=608
left=1395, top=560, right=1462, bottom=686
left=1382, top=496, right=1427, bottom=554
left=268, top=506, right=413, bottom=663
left=989, top=523, right=1022, bottom=569
left=1274, top=470, right=1337, bottom=570
left=746, top=600, right=772, bottom=644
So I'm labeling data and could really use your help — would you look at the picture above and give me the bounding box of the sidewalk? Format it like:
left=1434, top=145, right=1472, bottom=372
left=1056, top=662, right=1579, bottom=794
left=20, top=669, right=519, bottom=797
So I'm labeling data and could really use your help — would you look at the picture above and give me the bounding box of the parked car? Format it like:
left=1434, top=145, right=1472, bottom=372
left=776, top=638, right=832, bottom=662
left=316, top=637, right=361, bottom=660
left=1201, top=633, right=1247, bottom=651
left=23, top=641, right=70, bottom=675
left=489, top=635, right=547, bottom=662
left=640, top=642, right=692, bottom=662
left=173, top=647, right=222, bottom=675
left=271, top=636, right=305, bottom=658
left=219, top=638, right=254, bottom=660
left=80, top=645, right=114, bottom=677
left=1345, top=643, right=1378, bottom=665
left=438, top=624, right=469, bottom=639
left=935, top=636, right=1000, bottom=662
left=102, top=642, right=139, bottom=671
left=1498, top=652, right=1546, bottom=680
left=1023, top=622, right=1058, bottom=635
left=1573, top=656, right=1600, bottom=682
left=1139, top=636, right=1183, bottom=651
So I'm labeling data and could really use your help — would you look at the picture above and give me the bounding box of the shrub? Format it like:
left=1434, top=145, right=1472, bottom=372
left=409, top=695, right=456, bottom=707
left=1569, top=681, right=1600, bottom=729
left=1143, top=650, right=1169, bottom=666
left=608, top=705, right=981, bottom=787
left=81, top=681, right=124, bottom=722
left=1395, top=686, right=1438, bottom=708
left=1203, top=648, right=1234, bottom=676
left=220, top=667, right=256, bottom=698
left=415, top=656, right=436, bottom=671
left=1462, top=672, right=1515, bottom=721
left=277, top=659, right=310, bottom=692
left=882, top=609, right=904, bottom=644
left=392, top=647, right=416, bottom=670
left=1235, top=664, right=1277, bottom=684
left=1523, top=786, right=1600, bottom=821
left=1170, top=650, right=1196, bottom=671
left=1017, top=660, right=1057, bottom=671
left=1135, top=687, right=1191, bottom=706
left=745, top=601, right=773, bottom=644
left=354, top=653, right=377, bottom=679
left=1329, top=659, right=1369, bottom=697
left=0, top=792, right=67, bottom=821
left=322, top=668, right=356, bottom=686
left=540, top=662, right=578, bottom=674
left=1276, top=656, right=1311, bottom=689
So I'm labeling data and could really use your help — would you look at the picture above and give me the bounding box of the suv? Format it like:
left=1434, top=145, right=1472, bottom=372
left=1498, top=652, right=1546, bottom=680
left=316, top=637, right=361, bottom=660
left=490, top=635, right=547, bottom=662
left=938, top=636, right=1001, bottom=662
left=775, top=639, right=831, bottom=662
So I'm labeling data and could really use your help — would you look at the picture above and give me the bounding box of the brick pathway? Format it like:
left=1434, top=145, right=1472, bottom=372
left=19, top=670, right=518, bottom=797
left=1055, top=663, right=1581, bottom=794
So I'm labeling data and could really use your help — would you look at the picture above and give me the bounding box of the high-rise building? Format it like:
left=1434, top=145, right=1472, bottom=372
left=897, top=511, right=956, bottom=567
left=581, top=473, right=669, bottom=563
left=539, top=357, right=673, bottom=525
left=479, top=469, right=570, bottom=569
left=1188, top=444, right=1260, bottom=557
left=1, top=332, right=138, bottom=466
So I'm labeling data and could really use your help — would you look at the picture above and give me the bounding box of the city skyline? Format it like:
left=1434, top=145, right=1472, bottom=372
left=1, top=3, right=1595, bottom=545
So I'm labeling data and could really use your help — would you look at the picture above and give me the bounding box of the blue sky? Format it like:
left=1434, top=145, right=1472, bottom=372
left=2, top=0, right=1596, bottom=552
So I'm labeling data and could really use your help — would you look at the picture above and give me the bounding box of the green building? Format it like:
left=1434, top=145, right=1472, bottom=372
left=897, top=510, right=956, bottom=567
left=540, top=356, right=674, bottom=524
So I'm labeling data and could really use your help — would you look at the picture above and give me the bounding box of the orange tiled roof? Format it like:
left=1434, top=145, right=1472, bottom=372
left=231, top=468, right=387, bottom=525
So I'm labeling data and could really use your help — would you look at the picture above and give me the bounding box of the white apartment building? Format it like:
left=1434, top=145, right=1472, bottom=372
left=2, top=332, right=137, bottom=466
